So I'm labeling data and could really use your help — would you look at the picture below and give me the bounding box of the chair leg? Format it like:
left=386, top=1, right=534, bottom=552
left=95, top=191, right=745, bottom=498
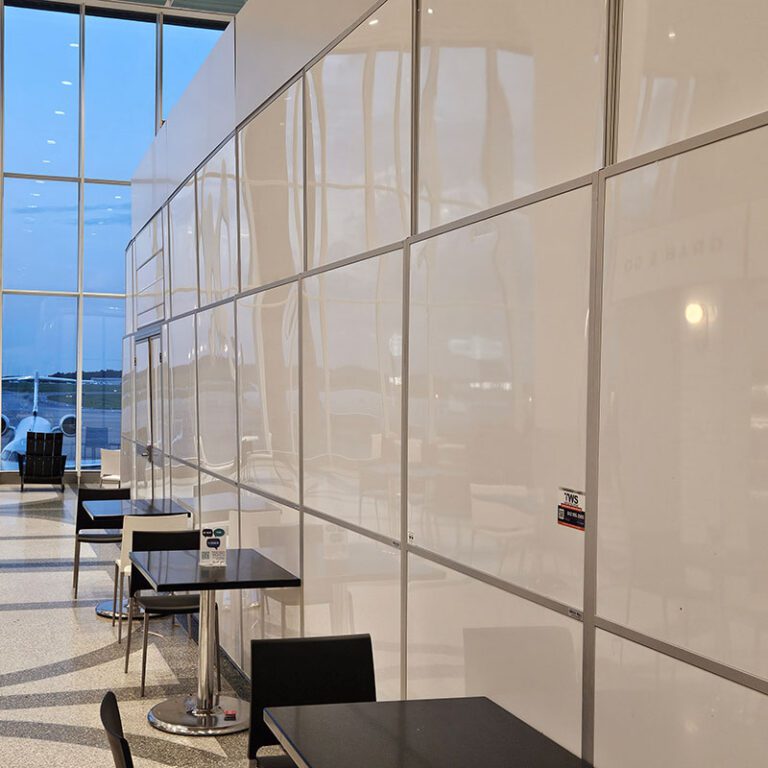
left=124, top=598, right=134, bottom=673
left=72, top=538, right=82, bottom=598
left=117, top=572, right=125, bottom=644
left=111, top=563, right=119, bottom=627
left=215, top=603, right=222, bottom=693
left=140, top=610, right=150, bottom=697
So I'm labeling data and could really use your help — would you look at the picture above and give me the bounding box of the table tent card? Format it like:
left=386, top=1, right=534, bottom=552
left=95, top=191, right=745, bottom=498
left=200, top=522, right=228, bottom=566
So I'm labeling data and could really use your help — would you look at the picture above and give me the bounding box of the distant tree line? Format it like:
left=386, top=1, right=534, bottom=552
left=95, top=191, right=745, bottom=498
left=51, top=369, right=121, bottom=379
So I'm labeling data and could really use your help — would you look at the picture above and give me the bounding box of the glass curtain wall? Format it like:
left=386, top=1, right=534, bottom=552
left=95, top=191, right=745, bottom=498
left=0, top=1, right=226, bottom=472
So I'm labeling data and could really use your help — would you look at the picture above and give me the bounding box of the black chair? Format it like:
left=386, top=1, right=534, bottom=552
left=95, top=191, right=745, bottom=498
left=18, top=431, right=66, bottom=492
left=73, top=486, right=130, bottom=599
left=125, top=529, right=221, bottom=697
left=99, top=691, right=134, bottom=768
left=248, top=634, right=376, bottom=765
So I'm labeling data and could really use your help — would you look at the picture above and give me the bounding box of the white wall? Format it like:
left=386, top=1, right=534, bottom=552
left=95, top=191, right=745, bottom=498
left=124, top=0, right=768, bottom=763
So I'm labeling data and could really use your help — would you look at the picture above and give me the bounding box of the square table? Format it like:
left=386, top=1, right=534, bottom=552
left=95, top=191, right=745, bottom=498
left=83, top=497, right=191, bottom=619
left=130, top=547, right=300, bottom=737
left=264, top=697, right=588, bottom=768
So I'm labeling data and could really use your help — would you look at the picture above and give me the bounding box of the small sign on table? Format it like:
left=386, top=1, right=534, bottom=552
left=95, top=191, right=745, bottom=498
left=200, top=522, right=229, bottom=566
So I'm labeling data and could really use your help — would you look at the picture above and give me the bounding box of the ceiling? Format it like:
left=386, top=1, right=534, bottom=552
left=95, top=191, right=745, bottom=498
left=103, top=0, right=243, bottom=18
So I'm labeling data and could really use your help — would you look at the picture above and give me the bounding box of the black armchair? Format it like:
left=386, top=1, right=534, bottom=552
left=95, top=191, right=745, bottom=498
left=18, top=431, right=67, bottom=492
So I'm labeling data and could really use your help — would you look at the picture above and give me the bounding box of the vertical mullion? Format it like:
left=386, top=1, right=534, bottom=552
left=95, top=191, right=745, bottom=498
left=156, top=13, right=163, bottom=134
left=603, top=0, right=623, bottom=167
left=0, top=0, right=6, bottom=440
left=75, top=4, right=85, bottom=476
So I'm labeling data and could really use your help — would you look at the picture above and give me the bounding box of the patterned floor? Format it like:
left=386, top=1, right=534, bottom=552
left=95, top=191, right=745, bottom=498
left=0, top=485, right=260, bottom=767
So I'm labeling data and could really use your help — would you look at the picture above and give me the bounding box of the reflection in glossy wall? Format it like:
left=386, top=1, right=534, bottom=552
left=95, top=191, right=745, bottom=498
left=169, top=178, right=199, bottom=317
left=418, top=0, right=605, bottom=230
left=198, top=140, right=238, bottom=306
left=598, top=126, right=768, bottom=680
left=303, top=252, right=403, bottom=539
left=239, top=80, right=304, bottom=289
left=197, top=304, right=238, bottom=480
left=618, top=0, right=768, bottom=159
left=306, top=0, right=411, bottom=268
left=84, top=184, right=131, bottom=294
left=409, top=189, right=591, bottom=608
left=168, top=315, right=198, bottom=463
left=408, top=556, right=583, bottom=755
left=238, top=284, right=300, bottom=503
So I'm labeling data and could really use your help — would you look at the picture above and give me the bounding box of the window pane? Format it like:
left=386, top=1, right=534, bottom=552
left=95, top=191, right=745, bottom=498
left=3, top=5, right=79, bottom=177
left=162, top=21, right=223, bottom=120
left=2, top=178, right=78, bottom=291
left=0, top=295, right=77, bottom=470
left=85, top=13, right=156, bottom=180
left=84, top=183, right=131, bottom=293
left=81, top=298, right=125, bottom=468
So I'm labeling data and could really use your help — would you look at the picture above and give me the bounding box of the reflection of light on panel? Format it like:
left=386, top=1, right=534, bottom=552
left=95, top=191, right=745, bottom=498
left=408, top=555, right=582, bottom=755
left=595, top=631, right=768, bottom=767
left=598, top=126, right=768, bottom=680
left=408, top=187, right=591, bottom=608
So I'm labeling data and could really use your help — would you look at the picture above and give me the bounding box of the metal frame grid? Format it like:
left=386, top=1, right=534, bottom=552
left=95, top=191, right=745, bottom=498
left=122, top=0, right=768, bottom=762
left=0, top=0, right=231, bottom=476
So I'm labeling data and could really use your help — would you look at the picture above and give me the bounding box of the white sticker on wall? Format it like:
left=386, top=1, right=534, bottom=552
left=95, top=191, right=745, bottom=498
left=557, top=488, right=585, bottom=531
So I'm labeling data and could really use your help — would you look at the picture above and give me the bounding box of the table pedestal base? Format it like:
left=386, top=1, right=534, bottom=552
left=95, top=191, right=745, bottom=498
left=147, top=694, right=250, bottom=736
left=95, top=599, right=157, bottom=621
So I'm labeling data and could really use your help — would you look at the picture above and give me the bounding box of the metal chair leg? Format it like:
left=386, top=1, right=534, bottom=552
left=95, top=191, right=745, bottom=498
left=140, top=610, right=150, bottom=697
left=111, top=562, right=119, bottom=627
left=117, top=572, right=125, bottom=644
left=215, top=603, right=222, bottom=693
left=124, top=598, right=134, bottom=673
left=72, top=538, right=81, bottom=598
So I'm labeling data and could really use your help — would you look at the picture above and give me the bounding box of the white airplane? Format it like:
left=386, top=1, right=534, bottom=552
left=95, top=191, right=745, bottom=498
left=0, top=371, right=77, bottom=462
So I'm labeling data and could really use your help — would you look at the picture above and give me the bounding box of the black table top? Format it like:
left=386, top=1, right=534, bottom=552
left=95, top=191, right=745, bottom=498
left=264, top=697, right=588, bottom=768
left=83, top=498, right=190, bottom=520
left=130, top=547, right=301, bottom=592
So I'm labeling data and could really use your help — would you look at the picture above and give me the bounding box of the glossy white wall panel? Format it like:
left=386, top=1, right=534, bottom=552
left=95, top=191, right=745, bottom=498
left=196, top=303, right=238, bottom=481
left=240, top=489, right=301, bottom=673
left=131, top=123, right=169, bottom=237
left=170, top=457, right=199, bottom=517
left=408, top=555, right=583, bottom=755
left=418, top=0, right=605, bottom=231
left=598, top=127, right=768, bottom=679
left=198, top=139, right=238, bottom=306
left=618, top=0, right=768, bottom=160
left=168, top=178, right=198, bottom=318
left=303, top=251, right=402, bottom=538
left=234, top=0, right=377, bottom=125
left=199, top=472, right=241, bottom=662
left=306, top=0, right=411, bottom=268
left=237, top=283, right=299, bottom=503
left=120, top=438, right=134, bottom=492
left=168, top=315, right=198, bottom=463
left=125, top=244, right=134, bottom=335
left=303, top=514, right=401, bottom=700
left=409, top=189, right=591, bottom=607
left=239, top=81, right=303, bottom=289
left=165, top=25, right=235, bottom=195
left=595, top=630, right=768, bottom=767
left=121, top=336, right=133, bottom=440
left=134, top=340, right=150, bottom=448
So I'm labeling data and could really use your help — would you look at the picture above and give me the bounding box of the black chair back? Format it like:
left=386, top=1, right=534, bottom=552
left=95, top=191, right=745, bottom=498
left=248, top=634, right=376, bottom=758
left=99, top=691, right=134, bottom=768
left=129, top=529, right=199, bottom=596
left=27, top=431, right=63, bottom=456
left=21, top=431, right=66, bottom=483
left=76, top=486, right=130, bottom=533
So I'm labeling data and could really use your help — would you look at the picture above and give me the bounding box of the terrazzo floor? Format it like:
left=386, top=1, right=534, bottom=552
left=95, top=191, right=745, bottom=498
left=0, top=485, right=264, bottom=767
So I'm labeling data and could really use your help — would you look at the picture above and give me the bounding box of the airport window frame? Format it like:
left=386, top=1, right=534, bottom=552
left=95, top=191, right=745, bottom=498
left=0, top=0, right=231, bottom=474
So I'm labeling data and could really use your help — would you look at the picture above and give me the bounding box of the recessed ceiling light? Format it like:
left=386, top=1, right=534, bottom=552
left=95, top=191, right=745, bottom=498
left=54, top=110, right=65, bottom=115
left=46, top=139, right=57, bottom=145
left=31, top=193, right=41, bottom=198
left=61, top=80, right=73, bottom=86
left=114, top=195, right=122, bottom=200
left=69, top=42, right=79, bottom=48
left=42, top=160, right=51, bottom=164
left=368, top=18, right=379, bottom=25
left=427, top=7, right=434, bottom=13
left=668, top=30, right=676, bottom=39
